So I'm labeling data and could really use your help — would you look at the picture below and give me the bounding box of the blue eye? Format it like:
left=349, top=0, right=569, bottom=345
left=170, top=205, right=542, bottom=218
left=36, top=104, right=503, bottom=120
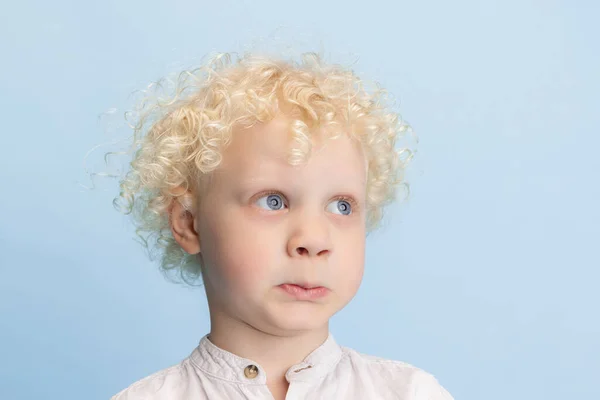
left=327, top=199, right=352, bottom=216
left=256, top=193, right=286, bottom=210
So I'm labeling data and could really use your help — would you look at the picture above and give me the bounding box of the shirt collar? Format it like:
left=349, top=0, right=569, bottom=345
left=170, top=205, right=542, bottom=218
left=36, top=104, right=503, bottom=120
left=189, top=332, right=344, bottom=385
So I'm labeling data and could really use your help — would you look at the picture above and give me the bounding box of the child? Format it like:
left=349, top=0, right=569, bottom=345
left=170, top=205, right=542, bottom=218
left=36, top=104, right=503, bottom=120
left=111, top=51, right=453, bottom=399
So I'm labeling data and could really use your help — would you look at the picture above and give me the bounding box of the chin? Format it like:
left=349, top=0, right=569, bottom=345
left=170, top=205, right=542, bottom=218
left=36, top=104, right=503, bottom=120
left=269, top=304, right=333, bottom=332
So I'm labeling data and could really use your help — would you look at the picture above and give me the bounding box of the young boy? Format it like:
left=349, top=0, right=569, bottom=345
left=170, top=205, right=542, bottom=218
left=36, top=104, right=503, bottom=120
left=111, top=51, right=453, bottom=399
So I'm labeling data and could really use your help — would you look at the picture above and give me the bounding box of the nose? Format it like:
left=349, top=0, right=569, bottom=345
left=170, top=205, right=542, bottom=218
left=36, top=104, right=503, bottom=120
left=287, top=215, right=332, bottom=259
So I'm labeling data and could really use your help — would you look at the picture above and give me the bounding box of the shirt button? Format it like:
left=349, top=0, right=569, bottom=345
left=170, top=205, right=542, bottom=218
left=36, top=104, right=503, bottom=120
left=244, top=365, right=259, bottom=379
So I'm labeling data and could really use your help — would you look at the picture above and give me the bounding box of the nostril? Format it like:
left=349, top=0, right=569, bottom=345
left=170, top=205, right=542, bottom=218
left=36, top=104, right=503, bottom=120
left=296, top=247, right=308, bottom=256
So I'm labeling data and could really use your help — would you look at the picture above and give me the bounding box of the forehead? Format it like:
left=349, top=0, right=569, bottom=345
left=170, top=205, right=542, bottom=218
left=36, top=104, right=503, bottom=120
left=218, top=115, right=367, bottom=187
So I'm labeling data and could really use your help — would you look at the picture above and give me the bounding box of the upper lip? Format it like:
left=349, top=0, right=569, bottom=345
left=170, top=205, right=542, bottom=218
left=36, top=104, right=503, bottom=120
left=284, top=282, right=323, bottom=289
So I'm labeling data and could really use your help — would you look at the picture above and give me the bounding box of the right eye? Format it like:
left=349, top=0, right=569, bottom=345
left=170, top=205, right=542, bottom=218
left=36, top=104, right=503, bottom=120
left=255, top=192, right=287, bottom=211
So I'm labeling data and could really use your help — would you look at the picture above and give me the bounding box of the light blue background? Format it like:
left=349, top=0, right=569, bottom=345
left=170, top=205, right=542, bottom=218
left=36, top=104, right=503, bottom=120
left=1, top=1, right=598, bottom=399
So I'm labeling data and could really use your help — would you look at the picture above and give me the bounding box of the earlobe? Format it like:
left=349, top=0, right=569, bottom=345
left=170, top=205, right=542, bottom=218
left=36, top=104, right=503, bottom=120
left=169, top=195, right=201, bottom=255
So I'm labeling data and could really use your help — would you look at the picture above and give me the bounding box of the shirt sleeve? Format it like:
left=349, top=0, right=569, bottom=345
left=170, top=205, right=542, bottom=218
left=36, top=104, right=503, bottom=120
left=410, top=370, right=454, bottom=400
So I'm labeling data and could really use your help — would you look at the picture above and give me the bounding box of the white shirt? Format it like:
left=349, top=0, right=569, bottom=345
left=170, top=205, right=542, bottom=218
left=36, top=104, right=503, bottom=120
left=112, top=333, right=454, bottom=399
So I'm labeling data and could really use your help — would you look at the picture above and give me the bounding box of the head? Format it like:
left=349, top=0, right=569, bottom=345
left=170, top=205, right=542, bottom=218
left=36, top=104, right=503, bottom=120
left=114, top=51, right=414, bottom=334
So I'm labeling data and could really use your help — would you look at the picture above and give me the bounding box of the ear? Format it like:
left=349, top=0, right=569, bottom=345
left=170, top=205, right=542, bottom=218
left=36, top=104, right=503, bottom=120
left=168, top=192, right=201, bottom=255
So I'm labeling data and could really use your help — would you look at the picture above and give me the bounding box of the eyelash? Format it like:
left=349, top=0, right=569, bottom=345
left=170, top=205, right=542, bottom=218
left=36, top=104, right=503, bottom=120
left=254, top=190, right=359, bottom=213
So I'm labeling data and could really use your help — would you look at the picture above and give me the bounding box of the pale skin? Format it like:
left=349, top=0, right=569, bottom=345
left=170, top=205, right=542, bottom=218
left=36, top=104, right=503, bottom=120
left=169, top=114, right=368, bottom=400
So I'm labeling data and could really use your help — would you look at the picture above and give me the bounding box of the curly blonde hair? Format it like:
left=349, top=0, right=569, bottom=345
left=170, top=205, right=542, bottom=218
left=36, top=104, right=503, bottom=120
left=113, top=51, right=416, bottom=286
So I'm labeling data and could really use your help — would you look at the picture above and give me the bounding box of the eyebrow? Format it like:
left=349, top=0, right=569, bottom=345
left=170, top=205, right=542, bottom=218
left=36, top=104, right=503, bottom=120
left=235, top=176, right=365, bottom=198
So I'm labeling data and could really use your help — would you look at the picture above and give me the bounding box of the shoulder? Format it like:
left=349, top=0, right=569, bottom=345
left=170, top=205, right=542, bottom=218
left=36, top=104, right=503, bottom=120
left=111, top=360, right=193, bottom=400
left=339, top=346, right=454, bottom=400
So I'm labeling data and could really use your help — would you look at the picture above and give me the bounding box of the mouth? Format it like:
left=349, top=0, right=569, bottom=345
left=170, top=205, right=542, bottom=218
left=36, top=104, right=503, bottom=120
left=277, top=283, right=329, bottom=300
left=287, top=282, right=321, bottom=290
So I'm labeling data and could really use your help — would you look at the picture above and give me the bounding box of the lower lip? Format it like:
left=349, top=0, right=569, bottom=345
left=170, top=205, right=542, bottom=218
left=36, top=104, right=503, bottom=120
left=278, top=284, right=329, bottom=300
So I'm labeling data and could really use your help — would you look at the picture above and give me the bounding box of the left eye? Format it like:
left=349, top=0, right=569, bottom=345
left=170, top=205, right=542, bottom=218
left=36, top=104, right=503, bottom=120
left=327, top=199, right=352, bottom=216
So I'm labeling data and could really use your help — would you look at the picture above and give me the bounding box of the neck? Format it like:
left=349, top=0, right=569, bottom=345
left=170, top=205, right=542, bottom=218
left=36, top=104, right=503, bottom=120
left=207, top=310, right=329, bottom=384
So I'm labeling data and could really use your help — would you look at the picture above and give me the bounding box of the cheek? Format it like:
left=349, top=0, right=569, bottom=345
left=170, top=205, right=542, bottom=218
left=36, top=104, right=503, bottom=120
left=336, top=231, right=366, bottom=288
left=201, top=212, right=278, bottom=290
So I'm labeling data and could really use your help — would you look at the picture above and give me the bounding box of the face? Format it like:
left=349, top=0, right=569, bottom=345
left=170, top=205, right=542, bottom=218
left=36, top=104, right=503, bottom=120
left=195, top=114, right=367, bottom=336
